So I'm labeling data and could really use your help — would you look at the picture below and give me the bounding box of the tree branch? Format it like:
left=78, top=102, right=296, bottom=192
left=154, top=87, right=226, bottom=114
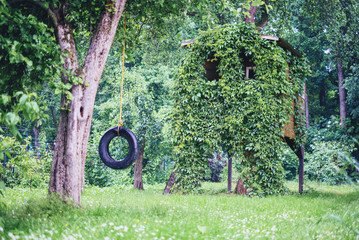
left=244, top=1, right=259, bottom=23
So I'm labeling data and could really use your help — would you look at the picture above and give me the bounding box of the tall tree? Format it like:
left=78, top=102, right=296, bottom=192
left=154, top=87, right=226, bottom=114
left=302, top=0, right=359, bottom=127
left=3, top=0, right=202, bottom=204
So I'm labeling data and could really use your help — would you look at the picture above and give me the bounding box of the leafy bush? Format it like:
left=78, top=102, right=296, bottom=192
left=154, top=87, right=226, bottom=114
left=143, top=158, right=175, bottom=184
left=85, top=156, right=134, bottom=187
left=0, top=135, right=50, bottom=188
left=208, top=152, right=227, bottom=182
left=305, top=116, right=350, bottom=151
left=305, top=141, right=358, bottom=184
left=85, top=133, right=133, bottom=187
left=280, top=146, right=299, bottom=180
left=85, top=158, right=113, bottom=187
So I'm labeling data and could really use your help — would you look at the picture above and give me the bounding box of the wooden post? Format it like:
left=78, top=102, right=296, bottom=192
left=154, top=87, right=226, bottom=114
left=298, top=145, right=305, bottom=194
left=284, top=137, right=305, bottom=194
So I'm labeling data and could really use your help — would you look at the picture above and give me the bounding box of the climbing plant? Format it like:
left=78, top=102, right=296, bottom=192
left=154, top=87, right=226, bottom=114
left=172, top=23, right=309, bottom=195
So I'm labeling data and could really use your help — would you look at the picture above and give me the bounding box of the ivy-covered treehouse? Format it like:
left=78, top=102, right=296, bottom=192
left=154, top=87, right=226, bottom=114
left=167, top=24, right=309, bottom=195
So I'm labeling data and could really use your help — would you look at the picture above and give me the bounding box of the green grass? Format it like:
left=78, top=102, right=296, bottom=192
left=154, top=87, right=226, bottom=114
left=1, top=182, right=359, bottom=239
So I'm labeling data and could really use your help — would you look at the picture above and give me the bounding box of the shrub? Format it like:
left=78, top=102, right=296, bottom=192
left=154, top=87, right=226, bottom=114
left=208, top=152, right=227, bottom=182
left=280, top=146, right=299, bottom=180
left=305, top=141, right=357, bottom=184
left=305, top=116, right=351, bottom=152
left=0, top=135, right=49, bottom=188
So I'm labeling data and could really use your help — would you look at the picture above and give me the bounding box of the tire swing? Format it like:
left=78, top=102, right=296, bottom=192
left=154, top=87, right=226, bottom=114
left=99, top=126, right=139, bottom=169
left=98, top=12, right=139, bottom=170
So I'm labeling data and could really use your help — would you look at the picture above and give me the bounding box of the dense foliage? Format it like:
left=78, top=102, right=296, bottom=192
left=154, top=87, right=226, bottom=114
left=0, top=0, right=358, bottom=196
left=172, top=23, right=309, bottom=195
left=0, top=136, right=52, bottom=188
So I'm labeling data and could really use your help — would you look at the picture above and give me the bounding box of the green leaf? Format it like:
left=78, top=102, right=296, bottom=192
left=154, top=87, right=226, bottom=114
left=65, top=83, right=72, bottom=90
left=54, top=88, right=62, bottom=95
left=5, top=112, right=19, bottom=125
left=251, top=1, right=264, bottom=7
left=0, top=181, right=5, bottom=196
left=19, top=94, right=28, bottom=105
left=1, top=95, right=10, bottom=106
left=31, top=102, right=40, bottom=113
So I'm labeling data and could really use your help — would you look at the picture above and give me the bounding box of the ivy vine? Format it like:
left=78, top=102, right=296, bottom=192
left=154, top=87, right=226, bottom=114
left=172, top=23, right=309, bottom=195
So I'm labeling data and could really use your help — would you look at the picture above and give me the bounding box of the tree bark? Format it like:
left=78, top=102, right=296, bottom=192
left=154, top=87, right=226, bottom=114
left=48, top=0, right=127, bottom=205
left=163, top=169, right=176, bottom=195
left=234, top=151, right=253, bottom=195
left=133, top=137, right=145, bottom=190
left=244, top=1, right=259, bottom=23
left=234, top=179, right=248, bottom=195
left=298, top=145, right=304, bottom=194
left=337, top=59, right=347, bottom=127
left=304, top=83, right=309, bottom=128
left=49, top=106, right=57, bottom=128
left=227, top=154, right=232, bottom=192
left=32, top=126, right=40, bottom=156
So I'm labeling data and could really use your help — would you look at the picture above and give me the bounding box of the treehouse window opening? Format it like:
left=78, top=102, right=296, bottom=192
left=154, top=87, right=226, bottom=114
left=246, top=66, right=256, bottom=79
left=204, top=56, right=220, bottom=81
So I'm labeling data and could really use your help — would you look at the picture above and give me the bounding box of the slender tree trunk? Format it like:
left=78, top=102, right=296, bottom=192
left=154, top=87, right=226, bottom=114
left=227, top=154, right=232, bottom=192
left=319, top=85, right=326, bottom=106
left=337, top=59, right=347, bottom=127
left=133, top=137, right=145, bottom=190
left=49, top=106, right=57, bottom=128
left=304, top=83, right=309, bottom=128
left=32, top=126, right=40, bottom=156
left=48, top=0, right=126, bottom=205
left=298, top=145, right=304, bottom=194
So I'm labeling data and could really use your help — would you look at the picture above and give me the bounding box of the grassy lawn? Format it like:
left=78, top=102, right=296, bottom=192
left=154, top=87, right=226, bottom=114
left=1, top=182, right=358, bottom=239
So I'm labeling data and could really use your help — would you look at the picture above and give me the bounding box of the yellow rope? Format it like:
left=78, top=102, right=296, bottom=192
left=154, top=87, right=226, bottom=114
left=118, top=11, right=126, bottom=135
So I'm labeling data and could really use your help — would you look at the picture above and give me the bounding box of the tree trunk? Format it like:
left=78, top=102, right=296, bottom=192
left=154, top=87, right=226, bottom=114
left=32, top=126, right=40, bottom=156
left=227, top=154, right=232, bottom=192
left=244, top=1, right=259, bottom=23
left=163, top=169, right=176, bottom=195
left=337, top=59, right=347, bottom=127
left=48, top=0, right=126, bottom=205
left=298, top=145, right=304, bottom=194
left=234, top=151, right=253, bottom=195
left=49, top=106, right=57, bottom=128
left=234, top=179, right=248, bottom=195
left=133, top=137, right=145, bottom=190
left=304, top=83, right=309, bottom=128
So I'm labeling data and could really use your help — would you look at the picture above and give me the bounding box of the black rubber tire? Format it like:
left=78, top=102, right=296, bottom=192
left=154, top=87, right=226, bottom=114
left=98, top=127, right=139, bottom=169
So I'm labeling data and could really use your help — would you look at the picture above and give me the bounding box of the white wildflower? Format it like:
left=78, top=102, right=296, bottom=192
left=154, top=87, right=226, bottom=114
left=8, top=232, right=16, bottom=240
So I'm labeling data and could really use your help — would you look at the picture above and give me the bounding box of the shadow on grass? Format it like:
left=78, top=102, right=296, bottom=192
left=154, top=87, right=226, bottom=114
left=1, top=193, right=78, bottom=233
left=287, top=187, right=359, bottom=204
